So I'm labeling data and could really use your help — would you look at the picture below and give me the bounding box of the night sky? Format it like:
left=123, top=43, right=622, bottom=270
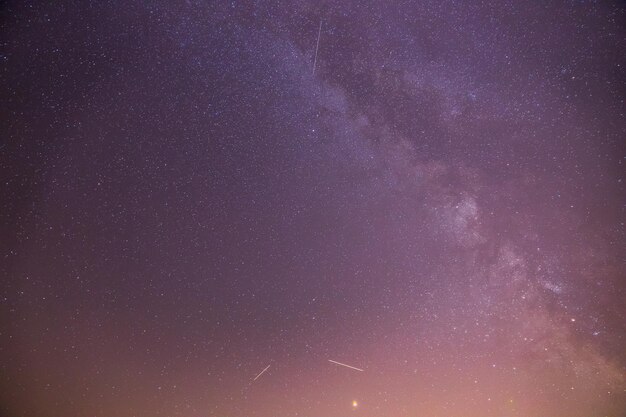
left=1, top=1, right=625, bottom=416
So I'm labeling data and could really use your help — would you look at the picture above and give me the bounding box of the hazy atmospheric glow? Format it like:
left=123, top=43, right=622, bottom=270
left=1, top=1, right=625, bottom=416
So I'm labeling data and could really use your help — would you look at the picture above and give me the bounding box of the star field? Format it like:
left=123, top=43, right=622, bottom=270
left=1, top=1, right=625, bottom=416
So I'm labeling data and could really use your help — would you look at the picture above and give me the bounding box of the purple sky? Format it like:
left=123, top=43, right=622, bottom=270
left=1, top=1, right=625, bottom=416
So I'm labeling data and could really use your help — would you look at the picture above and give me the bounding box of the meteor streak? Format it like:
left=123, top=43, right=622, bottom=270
left=312, top=20, right=322, bottom=75
left=328, top=359, right=364, bottom=372
left=253, top=364, right=271, bottom=381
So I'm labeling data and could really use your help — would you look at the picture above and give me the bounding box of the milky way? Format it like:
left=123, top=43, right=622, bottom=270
left=1, top=1, right=625, bottom=416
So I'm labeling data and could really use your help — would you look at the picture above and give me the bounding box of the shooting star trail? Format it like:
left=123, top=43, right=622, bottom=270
left=328, top=359, right=364, bottom=372
left=312, top=19, right=322, bottom=75
left=253, top=364, right=271, bottom=381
